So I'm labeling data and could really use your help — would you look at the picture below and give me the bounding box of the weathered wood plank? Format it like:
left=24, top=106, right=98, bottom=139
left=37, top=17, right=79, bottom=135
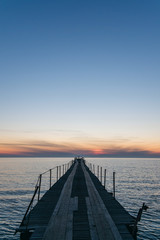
left=42, top=162, right=78, bottom=240
left=86, top=197, right=99, bottom=240
left=65, top=197, right=78, bottom=240
left=82, top=161, right=123, bottom=240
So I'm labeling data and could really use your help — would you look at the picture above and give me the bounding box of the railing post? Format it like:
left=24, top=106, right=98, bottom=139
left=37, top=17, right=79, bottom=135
left=59, top=166, right=61, bottom=178
left=49, top=169, right=52, bottom=189
left=104, top=169, right=106, bottom=188
left=100, top=167, right=102, bottom=183
left=38, top=174, right=42, bottom=201
left=90, top=163, right=92, bottom=172
left=57, top=166, right=58, bottom=181
left=93, top=164, right=95, bottom=174
left=97, top=166, right=99, bottom=179
left=113, top=171, right=115, bottom=198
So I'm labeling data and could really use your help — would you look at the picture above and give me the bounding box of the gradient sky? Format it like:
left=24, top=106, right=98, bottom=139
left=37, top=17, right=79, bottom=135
left=1, top=0, right=160, bottom=157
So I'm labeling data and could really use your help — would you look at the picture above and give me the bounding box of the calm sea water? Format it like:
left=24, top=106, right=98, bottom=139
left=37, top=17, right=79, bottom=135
left=0, top=158, right=159, bottom=240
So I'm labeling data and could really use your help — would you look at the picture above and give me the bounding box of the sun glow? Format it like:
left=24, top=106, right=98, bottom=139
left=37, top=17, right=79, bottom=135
left=0, top=136, right=160, bottom=157
left=92, top=149, right=105, bottom=155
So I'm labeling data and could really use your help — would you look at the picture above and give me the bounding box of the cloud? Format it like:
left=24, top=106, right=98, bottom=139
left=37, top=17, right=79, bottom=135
left=0, top=140, right=69, bottom=148
left=0, top=135, right=160, bottom=158
left=0, top=139, right=160, bottom=158
left=93, top=149, right=160, bottom=158
left=0, top=128, right=83, bottom=134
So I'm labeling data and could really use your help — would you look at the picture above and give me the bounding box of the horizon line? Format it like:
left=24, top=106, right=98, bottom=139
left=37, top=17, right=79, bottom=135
left=1, top=154, right=160, bottom=158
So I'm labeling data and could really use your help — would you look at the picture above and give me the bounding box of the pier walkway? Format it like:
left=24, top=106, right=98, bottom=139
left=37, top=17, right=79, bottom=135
left=16, top=158, right=135, bottom=240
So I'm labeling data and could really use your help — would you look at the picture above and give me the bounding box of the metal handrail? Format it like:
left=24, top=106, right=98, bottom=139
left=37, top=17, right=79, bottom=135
left=85, top=160, right=116, bottom=197
left=41, top=166, right=57, bottom=175
left=21, top=185, right=39, bottom=226
left=20, top=159, right=74, bottom=226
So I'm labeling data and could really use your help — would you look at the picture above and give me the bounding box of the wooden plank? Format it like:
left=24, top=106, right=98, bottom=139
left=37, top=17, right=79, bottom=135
left=42, top=162, right=78, bottom=240
left=65, top=197, right=78, bottom=240
left=85, top=197, right=99, bottom=240
left=81, top=161, right=123, bottom=240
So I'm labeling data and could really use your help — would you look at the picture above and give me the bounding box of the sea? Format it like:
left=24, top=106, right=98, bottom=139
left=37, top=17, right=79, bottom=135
left=0, top=157, right=159, bottom=240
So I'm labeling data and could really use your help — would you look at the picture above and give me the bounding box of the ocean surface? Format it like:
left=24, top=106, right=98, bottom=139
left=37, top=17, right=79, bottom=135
left=0, top=157, right=159, bottom=240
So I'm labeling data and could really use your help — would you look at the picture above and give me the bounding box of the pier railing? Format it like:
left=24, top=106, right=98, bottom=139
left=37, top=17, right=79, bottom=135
left=21, top=159, right=74, bottom=226
left=85, top=160, right=116, bottom=198
left=17, top=157, right=148, bottom=238
left=20, top=159, right=115, bottom=227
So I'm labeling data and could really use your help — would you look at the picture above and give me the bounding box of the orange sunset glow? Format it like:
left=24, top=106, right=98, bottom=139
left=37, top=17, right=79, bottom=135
left=0, top=137, right=160, bottom=157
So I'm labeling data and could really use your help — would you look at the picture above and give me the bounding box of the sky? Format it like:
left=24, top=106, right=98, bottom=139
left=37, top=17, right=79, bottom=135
left=0, top=0, right=160, bottom=157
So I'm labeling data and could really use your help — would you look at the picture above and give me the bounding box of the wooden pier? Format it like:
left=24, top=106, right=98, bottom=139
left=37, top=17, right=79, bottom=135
left=16, top=157, right=136, bottom=240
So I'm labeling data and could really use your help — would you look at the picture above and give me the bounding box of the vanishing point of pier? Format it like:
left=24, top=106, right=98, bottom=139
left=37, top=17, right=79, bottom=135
left=16, top=157, right=136, bottom=240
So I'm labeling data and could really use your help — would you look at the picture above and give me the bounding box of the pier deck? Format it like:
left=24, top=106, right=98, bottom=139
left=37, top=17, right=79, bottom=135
left=17, top=158, right=135, bottom=240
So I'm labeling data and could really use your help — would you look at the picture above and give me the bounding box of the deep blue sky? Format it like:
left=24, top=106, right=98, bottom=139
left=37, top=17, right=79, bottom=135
left=1, top=0, right=160, bottom=157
